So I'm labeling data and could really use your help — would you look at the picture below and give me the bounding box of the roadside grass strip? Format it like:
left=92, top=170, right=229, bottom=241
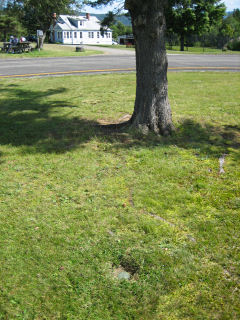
left=0, top=43, right=103, bottom=59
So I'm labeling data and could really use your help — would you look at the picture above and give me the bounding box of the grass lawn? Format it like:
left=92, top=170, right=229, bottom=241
left=94, top=44, right=240, bottom=54
left=166, top=45, right=240, bottom=54
left=0, top=43, right=103, bottom=59
left=0, top=72, right=239, bottom=319
left=90, top=44, right=135, bottom=51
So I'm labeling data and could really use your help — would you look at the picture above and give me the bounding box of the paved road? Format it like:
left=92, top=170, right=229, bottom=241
left=0, top=46, right=239, bottom=78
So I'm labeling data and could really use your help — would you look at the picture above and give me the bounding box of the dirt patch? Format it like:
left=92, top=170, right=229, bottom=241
left=97, top=114, right=131, bottom=125
left=111, top=255, right=140, bottom=281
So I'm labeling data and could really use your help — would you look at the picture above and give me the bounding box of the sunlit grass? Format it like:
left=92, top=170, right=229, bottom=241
left=90, top=44, right=240, bottom=54
left=166, top=45, right=240, bottom=54
left=0, top=43, right=103, bottom=59
left=0, top=72, right=239, bottom=319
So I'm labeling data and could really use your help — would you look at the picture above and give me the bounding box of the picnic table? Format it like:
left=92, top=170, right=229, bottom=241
left=1, top=42, right=33, bottom=54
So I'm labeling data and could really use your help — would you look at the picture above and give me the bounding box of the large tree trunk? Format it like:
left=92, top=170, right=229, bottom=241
left=125, top=0, right=174, bottom=135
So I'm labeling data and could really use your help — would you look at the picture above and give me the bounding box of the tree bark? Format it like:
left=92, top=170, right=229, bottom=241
left=125, top=0, right=174, bottom=135
left=4, top=30, right=7, bottom=42
left=180, top=34, right=184, bottom=51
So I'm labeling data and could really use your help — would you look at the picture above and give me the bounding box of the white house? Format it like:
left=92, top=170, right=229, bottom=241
left=50, top=13, right=112, bottom=45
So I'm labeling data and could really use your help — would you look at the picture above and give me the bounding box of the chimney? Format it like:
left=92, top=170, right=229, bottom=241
left=52, top=13, right=57, bottom=42
left=52, top=13, right=57, bottom=27
left=86, top=13, right=90, bottom=20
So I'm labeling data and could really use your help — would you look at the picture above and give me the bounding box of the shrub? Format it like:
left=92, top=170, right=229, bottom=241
left=227, top=38, right=240, bottom=51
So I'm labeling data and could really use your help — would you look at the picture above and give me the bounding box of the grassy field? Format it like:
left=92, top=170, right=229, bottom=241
left=166, top=45, right=240, bottom=54
left=90, top=44, right=135, bottom=51
left=94, top=44, right=240, bottom=54
left=0, top=43, right=103, bottom=59
left=0, top=72, right=239, bottom=319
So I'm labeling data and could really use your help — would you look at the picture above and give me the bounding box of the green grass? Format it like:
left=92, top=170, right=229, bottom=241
left=91, top=44, right=135, bottom=51
left=166, top=45, right=240, bottom=54
left=0, top=43, right=103, bottom=59
left=91, top=44, right=240, bottom=54
left=0, top=72, right=239, bottom=319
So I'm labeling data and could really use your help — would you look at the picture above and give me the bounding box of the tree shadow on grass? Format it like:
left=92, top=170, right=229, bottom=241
left=101, top=119, right=240, bottom=161
left=169, top=120, right=240, bottom=156
left=0, top=84, right=239, bottom=159
left=0, top=83, right=97, bottom=154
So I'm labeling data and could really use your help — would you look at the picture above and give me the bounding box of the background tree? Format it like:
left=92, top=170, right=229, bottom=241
left=103, top=19, right=132, bottom=40
left=224, top=9, right=240, bottom=50
left=166, top=0, right=226, bottom=51
left=111, top=21, right=125, bottom=39
left=198, top=9, right=240, bottom=50
left=0, top=14, right=24, bottom=40
left=225, top=9, right=240, bottom=38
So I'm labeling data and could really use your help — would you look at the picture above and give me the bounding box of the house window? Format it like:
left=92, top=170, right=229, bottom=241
left=80, top=32, right=82, bottom=38
left=80, top=20, right=84, bottom=26
left=88, top=32, right=94, bottom=38
left=67, top=32, right=69, bottom=38
left=97, top=32, right=100, bottom=38
left=70, top=32, right=72, bottom=38
left=64, top=32, right=67, bottom=38
left=74, top=32, right=77, bottom=38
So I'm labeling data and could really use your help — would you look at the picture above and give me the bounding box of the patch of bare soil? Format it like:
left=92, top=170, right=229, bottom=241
left=97, top=114, right=131, bottom=126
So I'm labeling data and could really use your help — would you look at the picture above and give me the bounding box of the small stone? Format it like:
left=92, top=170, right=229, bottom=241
left=187, top=236, right=196, bottom=243
left=118, top=271, right=131, bottom=280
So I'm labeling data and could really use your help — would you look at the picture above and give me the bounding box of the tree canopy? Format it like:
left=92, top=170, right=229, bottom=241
left=0, top=13, right=24, bottom=40
left=21, top=0, right=81, bottom=34
left=166, top=0, right=226, bottom=50
left=1, top=0, right=82, bottom=36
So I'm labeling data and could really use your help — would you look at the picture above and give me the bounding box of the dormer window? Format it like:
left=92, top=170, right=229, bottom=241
left=79, top=20, right=84, bottom=26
